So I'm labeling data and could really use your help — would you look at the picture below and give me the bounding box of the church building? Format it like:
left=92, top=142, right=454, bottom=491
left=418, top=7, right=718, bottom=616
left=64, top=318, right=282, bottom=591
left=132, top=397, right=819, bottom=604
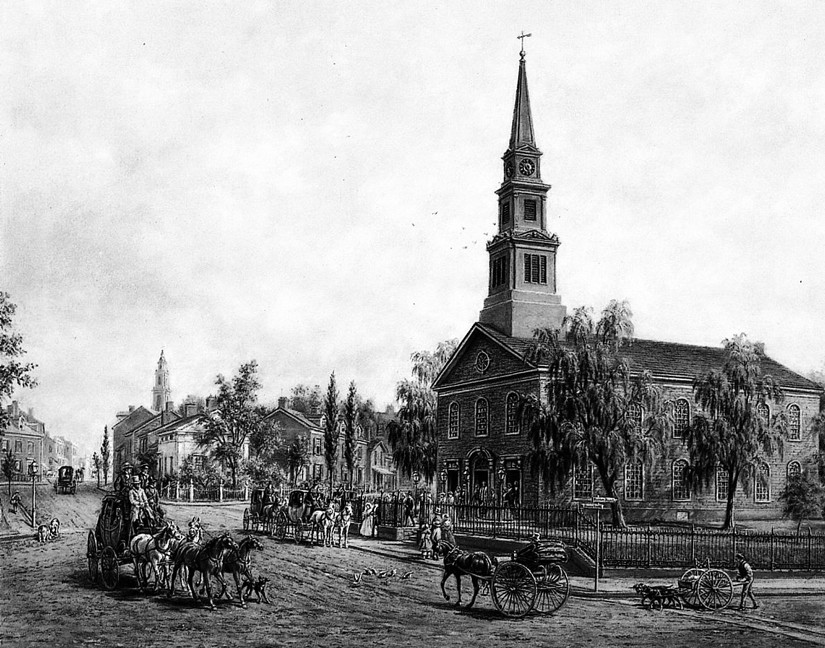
left=433, top=51, right=820, bottom=523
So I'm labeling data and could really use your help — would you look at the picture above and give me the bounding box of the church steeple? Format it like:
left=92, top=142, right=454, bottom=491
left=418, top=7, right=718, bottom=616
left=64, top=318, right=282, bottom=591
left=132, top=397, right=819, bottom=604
left=479, top=46, right=566, bottom=338
left=152, top=350, right=171, bottom=412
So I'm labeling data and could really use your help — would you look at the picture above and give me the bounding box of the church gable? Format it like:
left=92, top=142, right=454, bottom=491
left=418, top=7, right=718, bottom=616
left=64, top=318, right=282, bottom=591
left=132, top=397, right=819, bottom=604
left=434, top=325, right=536, bottom=390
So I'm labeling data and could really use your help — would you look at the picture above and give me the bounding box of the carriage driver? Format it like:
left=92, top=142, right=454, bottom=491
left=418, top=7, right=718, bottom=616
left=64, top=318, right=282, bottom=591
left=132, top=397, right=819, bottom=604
left=128, top=475, right=155, bottom=532
left=114, top=462, right=134, bottom=494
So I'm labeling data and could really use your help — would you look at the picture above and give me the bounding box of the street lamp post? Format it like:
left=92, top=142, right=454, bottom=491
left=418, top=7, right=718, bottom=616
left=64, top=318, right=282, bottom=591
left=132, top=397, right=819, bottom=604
left=28, top=460, right=38, bottom=528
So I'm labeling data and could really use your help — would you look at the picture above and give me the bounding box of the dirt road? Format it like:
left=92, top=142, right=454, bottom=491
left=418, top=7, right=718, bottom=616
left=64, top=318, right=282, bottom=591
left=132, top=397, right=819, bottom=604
left=2, top=493, right=824, bottom=648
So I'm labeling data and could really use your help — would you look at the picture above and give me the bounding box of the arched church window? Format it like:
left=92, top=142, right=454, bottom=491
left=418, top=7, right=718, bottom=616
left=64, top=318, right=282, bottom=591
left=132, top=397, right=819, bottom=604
left=787, top=461, right=802, bottom=480
left=573, top=463, right=593, bottom=500
left=672, top=459, right=691, bottom=501
left=624, top=461, right=643, bottom=501
left=673, top=399, right=690, bottom=438
left=505, top=393, right=519, bottom=435
left=715, top=465, right=728, bottom=501
left=475, top=399, right=488, bottom=437
left=757, top=403, right=770, bottom=425
left=448, top=402, right=459, bottom=439
left=755, top=462, right=770, bottom=502
left=787, top=404, right=801, bottom=440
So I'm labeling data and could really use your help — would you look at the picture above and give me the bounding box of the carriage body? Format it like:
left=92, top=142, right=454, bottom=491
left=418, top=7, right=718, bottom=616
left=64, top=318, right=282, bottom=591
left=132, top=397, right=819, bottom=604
left=86, top=493, right=164, bottom=590
left=243, top=487, right=270, bottom=533
left=270, top=489, right=323, bottom=543
left=488, top=539, right=571, bottom=618
left=54, top=465, right=76, bottom=494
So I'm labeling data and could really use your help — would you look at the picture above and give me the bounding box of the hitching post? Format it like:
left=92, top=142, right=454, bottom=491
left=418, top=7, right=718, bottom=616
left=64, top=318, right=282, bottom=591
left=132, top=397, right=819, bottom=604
left=586, top=496, right=616, bottom=592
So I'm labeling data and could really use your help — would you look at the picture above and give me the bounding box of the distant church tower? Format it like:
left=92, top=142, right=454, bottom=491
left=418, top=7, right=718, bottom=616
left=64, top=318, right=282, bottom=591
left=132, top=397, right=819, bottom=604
left=478, top=48, right=566, bottom=337
left=152, top=350, right=171, bottom=412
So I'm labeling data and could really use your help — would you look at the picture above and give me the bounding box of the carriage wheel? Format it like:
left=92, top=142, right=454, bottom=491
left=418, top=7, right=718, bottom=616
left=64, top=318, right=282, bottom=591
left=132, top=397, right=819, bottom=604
left=243, top=508, right=250, bottom=532
left=273, top=512, right=287, bottom=540
left=534, top=564, right=569, bottom=614
left=679, top=567, right=704, bottom=608
left=697, top=569, right=733, bottom=610
left=86, top=531, right=99, bottom=585
left=100, top=546, right=120, bottom=591
left=491, top=562, right=537, bottom=618
left=294, top=523, right=304, bottom=544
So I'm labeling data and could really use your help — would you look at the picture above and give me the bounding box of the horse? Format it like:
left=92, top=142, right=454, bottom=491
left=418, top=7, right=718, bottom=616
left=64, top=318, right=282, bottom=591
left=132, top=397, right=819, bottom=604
left=436, top=540, right=497, bottom=608
left=186, top=517, right=203, bottom=544
left=169, top=532, right=239, bottom=609
left=210, top=536, right=263, bottom=605
left=309, top=504, right=336, bottom=547
left=130, top=523, right=178, bottom=592
left=333, top=503, right=353, bottom=548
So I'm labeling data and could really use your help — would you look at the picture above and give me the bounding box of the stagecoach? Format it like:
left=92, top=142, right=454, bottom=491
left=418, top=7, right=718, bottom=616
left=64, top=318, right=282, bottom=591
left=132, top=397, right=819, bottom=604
left=271, top=489, right=324, bottom=543
left=54, top=465, right=76, bottom=494
left=243, top=487, right=275, bottom=534
left=486, top=538, right=571, bottom=617
left=86, top=493, right=164, bottom=590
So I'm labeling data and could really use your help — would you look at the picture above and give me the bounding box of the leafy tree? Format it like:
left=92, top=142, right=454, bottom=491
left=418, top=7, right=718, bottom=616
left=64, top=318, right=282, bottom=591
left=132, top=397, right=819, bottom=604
left=520, top=301, right=670, bottom=527
left=356, top=397, right=378, bottom=440
left=178, top=455, right=220, bottom=487
left=322, top=373, right=340, bottom=495
left=290, top=384, right=322, bottom=416
left=388, top=339, right=459, bottom=483
left=100, top=426, right=110, bottom=486
left=343, top=382, right=358, bottom=488
left=197, top=361, right=273, bottom=489
left=287, top=437, right=310, bottom=486
left=684, top=333, right=789, bottom=530
left=135, top=447, right=159, bottom=476
left=242, top=456, right=286, bottom=486
left=0, top=293, right=38, bottom=432
left=2, top=448, right=16, bottom=498
left=779, top=468, right=825, bottom=534
left=92, top=452, right=101, bottom=488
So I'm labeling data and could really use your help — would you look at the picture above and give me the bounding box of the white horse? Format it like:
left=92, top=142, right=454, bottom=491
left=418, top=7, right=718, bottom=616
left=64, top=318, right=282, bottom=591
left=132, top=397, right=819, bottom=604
left=130, top=523, right=177, bottom=592
left=309, top=505, right=336, bottom=547
left=333, top=503, right=353, bottom=548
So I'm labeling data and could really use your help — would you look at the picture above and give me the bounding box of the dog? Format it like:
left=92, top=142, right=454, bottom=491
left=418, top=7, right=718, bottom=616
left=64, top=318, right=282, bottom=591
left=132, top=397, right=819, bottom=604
left=633, top=582, right=683, bottom=610
left=49, top=518, right=61, bottom=539
left=240, top=576, right=270, bottom=604
left=36, top=524, right=49, bottom=544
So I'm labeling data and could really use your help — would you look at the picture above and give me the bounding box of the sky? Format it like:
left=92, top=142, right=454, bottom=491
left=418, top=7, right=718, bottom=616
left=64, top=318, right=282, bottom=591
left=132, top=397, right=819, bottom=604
left=2, top=2, right=825, bottom=457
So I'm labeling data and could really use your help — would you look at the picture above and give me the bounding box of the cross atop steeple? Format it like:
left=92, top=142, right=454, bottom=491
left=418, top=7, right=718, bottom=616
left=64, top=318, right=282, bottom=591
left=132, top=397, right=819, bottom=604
left=517, top=31, right=531, bottom=61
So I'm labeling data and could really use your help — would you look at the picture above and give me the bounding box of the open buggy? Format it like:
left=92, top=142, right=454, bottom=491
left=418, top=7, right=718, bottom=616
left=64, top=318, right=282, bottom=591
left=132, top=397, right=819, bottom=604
left=54, top=465, right=77, bottom=494
left=86, top=492, right=164, bottom=590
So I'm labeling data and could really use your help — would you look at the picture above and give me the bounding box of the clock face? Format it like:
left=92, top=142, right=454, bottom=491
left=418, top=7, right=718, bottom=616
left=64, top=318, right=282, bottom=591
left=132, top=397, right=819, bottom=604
left=504, top=162, right=514, bottom=178
left=475, top=351, right=490, bottom=374
left=519, top=159, right=535, bottom=176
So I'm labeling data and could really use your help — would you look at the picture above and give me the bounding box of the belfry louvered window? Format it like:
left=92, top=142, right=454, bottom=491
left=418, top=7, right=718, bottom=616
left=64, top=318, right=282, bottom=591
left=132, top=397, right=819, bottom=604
left=500, top=202, right=511, bottom=226
left=524, top=254, right=547, bottom=284
left=524, top=199, right=537, bottom=221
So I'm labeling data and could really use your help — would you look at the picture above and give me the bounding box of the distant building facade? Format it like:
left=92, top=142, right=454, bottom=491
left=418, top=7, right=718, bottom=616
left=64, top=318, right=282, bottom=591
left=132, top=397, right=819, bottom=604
left=1, top=401, right=47, bottom=479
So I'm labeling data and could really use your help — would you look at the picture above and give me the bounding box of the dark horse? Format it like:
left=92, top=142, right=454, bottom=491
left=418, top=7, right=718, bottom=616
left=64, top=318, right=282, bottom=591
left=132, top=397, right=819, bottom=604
left=168, top=532, right=239, bottom=609
left=211, top=535, right=264, bottom=603
left=437, top=540, right=497, bottom=608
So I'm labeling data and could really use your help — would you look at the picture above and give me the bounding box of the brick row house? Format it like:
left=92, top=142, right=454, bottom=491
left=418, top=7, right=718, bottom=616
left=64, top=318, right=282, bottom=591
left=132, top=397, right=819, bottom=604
left=433, top=51, right=821, bottom=523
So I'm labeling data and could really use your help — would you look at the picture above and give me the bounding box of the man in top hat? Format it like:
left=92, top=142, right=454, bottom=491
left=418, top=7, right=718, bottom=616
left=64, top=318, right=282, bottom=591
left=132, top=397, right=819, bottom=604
left=139, top=464, right=151, bottom=489
left=114, top=462, right=134, bottom=494
left=735, top=552, right=759, bottom=610
left=128, top=475, right=154, bottom=532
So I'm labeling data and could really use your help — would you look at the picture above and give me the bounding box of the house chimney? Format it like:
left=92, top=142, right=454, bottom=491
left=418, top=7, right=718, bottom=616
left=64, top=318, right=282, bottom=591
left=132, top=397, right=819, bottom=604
left=185, top=402, right=198, bottom=417
left=128, top=405, right=135, bottom=413
left=165, top=401, right=174, bottom=413
left=206, top=396, right=218, bottom=412
left=278, top=397, right=288, bottom=410
left=27, top=407, right=34, bottom=419
left=10, top=400, right=19, bottom=417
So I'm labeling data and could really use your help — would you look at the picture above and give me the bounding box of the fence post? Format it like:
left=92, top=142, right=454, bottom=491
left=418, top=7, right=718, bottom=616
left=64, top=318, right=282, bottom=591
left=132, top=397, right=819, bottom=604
left=244, top=484, right=249, bottom=501
left=646, top=525, right=652, bottom=569
left=690, top=524, right=696, bottom=565
left=219, top=482, right=224, bottom=503
left=175, top=481, right=180, bottom=501
left=770, top=529, right=774, bottom=571
left=731, top=525, right=736, bottom=561
left=808, top=527, right=812, bottom=571
left=189, top=482, right=194, bottom=502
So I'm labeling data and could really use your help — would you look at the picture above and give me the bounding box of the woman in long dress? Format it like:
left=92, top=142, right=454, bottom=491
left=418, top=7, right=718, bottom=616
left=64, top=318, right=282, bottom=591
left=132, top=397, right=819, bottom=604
left=359, top=500, right=375, bottom=537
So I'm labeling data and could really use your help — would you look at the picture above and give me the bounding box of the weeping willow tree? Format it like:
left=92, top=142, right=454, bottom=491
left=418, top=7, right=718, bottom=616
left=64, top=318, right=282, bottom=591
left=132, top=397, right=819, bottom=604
left=684, top=334, right=789, bottom=530
left=387, top=339, right=458, bottom=484
left=519, top=301, right=672, bottom=528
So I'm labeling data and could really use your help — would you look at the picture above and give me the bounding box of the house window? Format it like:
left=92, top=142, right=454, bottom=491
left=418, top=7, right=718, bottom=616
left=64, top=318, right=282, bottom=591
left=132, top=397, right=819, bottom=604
left=573, top=463, right=593, bottom=500
left=628, top=404, right=643, bottom=432
left=673, top=399, right=690, bottom=438
left=193, top=455, right=204, bottom=470
left=505, top=393, right=519, bottom=435
left=448, top=402, right=459, bottom=439
left=757, top=403, right=770, bottom=425
left=716, top=465, right=728, bottom=502
left=14, top=440, right=22, bottom=453
left=524, top=199, right=537, bottom=221
left=624, top=461, right=643, bottom=501
left=27, top=442, right=34, bottom=455
left=523, top=254, right=547, bottom=284
left=672, top=459, right=691, bottom=501
left=787, top=461, right=802, bottom=480
left=475, top=399, right=488, bottom=437
left=0, top=439, right=7, bottom=450
left=755, top=463, right=770, bottom=502
left=491, top=256, right=508, bottom=289
left=500, top=202, right=511, bottom=226
left=787, top=404, right=801, bottom=440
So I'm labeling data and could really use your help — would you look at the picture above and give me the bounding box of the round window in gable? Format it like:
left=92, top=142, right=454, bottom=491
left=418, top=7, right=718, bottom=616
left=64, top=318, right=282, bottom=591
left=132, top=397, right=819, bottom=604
left=475, top=351, right=490, bottom=374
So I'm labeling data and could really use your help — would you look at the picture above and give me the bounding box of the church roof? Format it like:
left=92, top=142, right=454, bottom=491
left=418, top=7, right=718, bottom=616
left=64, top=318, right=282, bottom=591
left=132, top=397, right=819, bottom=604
left=475, top=323, right=820, bottom=392
left=509, top=54, right=537, bottom=152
